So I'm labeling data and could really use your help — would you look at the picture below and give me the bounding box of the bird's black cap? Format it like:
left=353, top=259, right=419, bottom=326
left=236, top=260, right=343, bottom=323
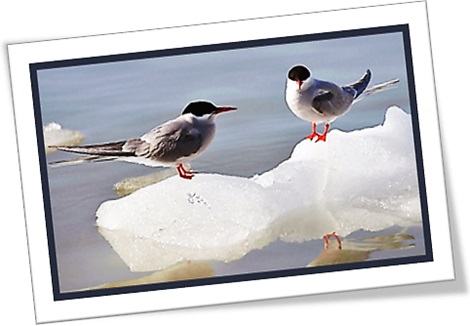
left=181, top=101, right=218, bottom=116
left=288, top=65, right=311, bottom=82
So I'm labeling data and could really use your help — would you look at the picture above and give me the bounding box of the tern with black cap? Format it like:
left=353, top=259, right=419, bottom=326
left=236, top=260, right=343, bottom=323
left=285, top=64, right=398, bottom=142
left=49, top=100, right=237, bottom=180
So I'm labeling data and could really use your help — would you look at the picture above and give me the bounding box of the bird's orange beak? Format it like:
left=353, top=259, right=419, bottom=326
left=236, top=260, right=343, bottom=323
left=296, top=79, right=302, bottom=91
left=213, top=106, right=237, bottom=115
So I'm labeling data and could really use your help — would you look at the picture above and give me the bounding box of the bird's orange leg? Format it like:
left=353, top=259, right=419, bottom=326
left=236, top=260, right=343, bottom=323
left=176, top=164, right=196, bottom=180
left=323, top=232, right=342, bottom=250
left=306, top=123, right=330, bottom=142
left=306, top=123, right=319, bottom=140
left=315, top=123, right=330, bottom=142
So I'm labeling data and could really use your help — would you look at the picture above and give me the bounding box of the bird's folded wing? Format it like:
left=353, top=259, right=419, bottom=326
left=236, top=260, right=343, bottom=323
left=141, top=123, right=203, bottom=162
left=311, top=92, right=334, bottom=115
left=49, top=155, right=117, bottom=167
left=50, top=140, right=135, bottom=156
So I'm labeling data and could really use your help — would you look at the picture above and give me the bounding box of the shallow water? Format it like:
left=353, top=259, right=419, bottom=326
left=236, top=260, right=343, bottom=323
left=38, top=31, right=422, bottom=292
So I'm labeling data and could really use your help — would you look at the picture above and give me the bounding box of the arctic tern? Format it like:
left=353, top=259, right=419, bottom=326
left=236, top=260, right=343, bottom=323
left=49, top=100, right=237, bottom=180
left=285, top=64, right=399, bottom=142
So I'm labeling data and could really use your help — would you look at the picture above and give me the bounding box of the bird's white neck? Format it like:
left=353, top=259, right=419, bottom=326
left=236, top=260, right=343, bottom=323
left=183, top=113, right=215, bottom=124
left=286, top=77, right=315, bottom=105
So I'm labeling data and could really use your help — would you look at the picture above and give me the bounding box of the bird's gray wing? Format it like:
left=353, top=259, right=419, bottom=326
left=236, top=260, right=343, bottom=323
left=50, top=140, right=138, bottom=157
left=343, top=69, right=372, bottom=99
left=310, top=79, right=346, bottom=115
left=50, top=118, right=203, bottom=166
left=48, top=140, right=145, bottom=167
left=141, top=122, right=203, bottom=163
left=48, top=155, right=117, bottom=167
left=311, top=91, right=334, bottom=114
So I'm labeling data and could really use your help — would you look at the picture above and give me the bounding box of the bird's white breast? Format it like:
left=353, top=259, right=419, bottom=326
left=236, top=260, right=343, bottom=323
left=285, top=79, right=329, bottom=123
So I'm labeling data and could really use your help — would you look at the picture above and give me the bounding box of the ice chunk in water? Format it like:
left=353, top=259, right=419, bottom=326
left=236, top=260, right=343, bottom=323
left=97, top=174, right=281, bottom=271
left=259, top=106, right=421, bottom=242
left=43, top=122, right=84, bottom=154
left=96, top=106, right=423, bottom=272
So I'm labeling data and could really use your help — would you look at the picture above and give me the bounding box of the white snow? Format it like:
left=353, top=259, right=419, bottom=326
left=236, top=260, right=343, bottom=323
left=43, top=122, right=84, bottom=154
left=96, top=106, right=423, bottom=272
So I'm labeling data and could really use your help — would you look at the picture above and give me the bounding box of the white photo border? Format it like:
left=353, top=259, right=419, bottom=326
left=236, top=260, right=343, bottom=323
left=8, top=1, right=454, bottom=323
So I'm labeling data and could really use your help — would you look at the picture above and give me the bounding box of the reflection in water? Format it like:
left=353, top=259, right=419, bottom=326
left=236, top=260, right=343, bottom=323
left=86, top=230, right=416, bottom=291
left=84, top=261, right=214, bottom=290
left=114, top=168, right=178, bottom=196
left=308, top=249, right=371, bottom=267
left=308, top=232, right=415, bottom=267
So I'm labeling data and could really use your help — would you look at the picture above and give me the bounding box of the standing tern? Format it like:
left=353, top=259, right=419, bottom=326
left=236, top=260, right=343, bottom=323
left=285, top=64, right=399, bottom=142
left=49, top=100, right=237, bottom=180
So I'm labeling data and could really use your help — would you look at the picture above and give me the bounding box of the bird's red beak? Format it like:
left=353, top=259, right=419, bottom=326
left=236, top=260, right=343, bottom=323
left=296, top=79, right=302, bottom=91
left=213, top=106, right=237, bottom=115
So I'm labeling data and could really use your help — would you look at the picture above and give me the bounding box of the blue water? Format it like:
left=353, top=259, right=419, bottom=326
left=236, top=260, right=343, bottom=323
left=38, top=31, right=419, bottom=292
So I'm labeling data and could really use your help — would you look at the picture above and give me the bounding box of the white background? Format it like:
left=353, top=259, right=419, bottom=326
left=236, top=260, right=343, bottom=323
left=1, top=0, right=467, bottom=325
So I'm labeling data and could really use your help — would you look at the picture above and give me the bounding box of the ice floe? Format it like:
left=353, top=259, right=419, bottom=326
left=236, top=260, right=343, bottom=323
left=43, top=122, right=84, bottom=154
left=96, top=106, right=423, bottom=272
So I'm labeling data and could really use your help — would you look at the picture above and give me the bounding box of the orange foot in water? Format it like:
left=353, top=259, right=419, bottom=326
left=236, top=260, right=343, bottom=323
left=323, top=232, right=342, bottom=250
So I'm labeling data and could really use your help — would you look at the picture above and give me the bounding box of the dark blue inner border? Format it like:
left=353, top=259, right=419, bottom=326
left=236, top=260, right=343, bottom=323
left=29, top=23, right=433, bottom=301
